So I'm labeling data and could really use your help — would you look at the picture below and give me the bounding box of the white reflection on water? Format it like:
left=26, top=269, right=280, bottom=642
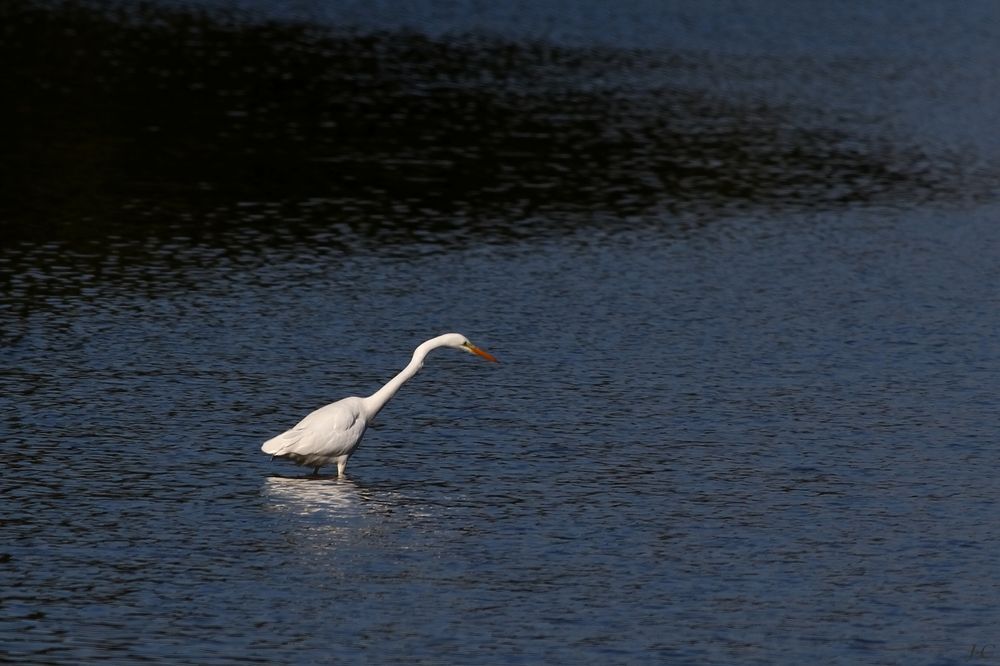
left=261, top=475, right=436, bottom=532
left=260, top=475, right=447, bottom=578
left=263, top=475, right=366, bottom=518
left=261, top=476, right=379, bottom=561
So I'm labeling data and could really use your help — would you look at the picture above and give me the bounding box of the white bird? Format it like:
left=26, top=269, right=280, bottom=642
left=262, top=333, right=498, bottom=476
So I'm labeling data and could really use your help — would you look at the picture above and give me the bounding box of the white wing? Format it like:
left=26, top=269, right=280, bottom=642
left=261, top=397, right=368, bottom=466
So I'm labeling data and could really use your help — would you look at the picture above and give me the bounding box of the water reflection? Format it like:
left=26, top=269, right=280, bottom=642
left=261, top=474, right=431, bottom=530
left=263, top=475, right=366, bottom=519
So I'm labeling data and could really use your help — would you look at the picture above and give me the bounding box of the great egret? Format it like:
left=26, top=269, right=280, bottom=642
left=262, top=333, right=498, bottom=476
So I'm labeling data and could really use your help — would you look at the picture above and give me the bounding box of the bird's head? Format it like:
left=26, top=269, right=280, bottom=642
left=438, top=333, right=498, bottom=362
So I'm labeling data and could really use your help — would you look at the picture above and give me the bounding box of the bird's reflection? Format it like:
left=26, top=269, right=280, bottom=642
left=261, top=475, right=386, bottom=562
left=263, top=475, right=366, bottom=519
left=262, top=473, right=440, bottom=546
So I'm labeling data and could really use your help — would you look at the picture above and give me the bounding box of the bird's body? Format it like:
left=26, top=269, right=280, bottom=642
left=261, top=397, right=367, bottom=474
left=262, top=333, right=497, bottom=476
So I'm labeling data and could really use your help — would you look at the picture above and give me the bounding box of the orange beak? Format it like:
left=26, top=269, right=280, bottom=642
left=466, top=343, right=498, bottom=363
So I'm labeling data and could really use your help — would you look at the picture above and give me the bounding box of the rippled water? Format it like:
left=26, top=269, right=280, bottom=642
left=3, top=1, right=1000, bottom=664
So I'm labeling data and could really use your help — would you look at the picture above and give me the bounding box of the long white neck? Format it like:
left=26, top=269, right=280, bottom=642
left=361, top=337, right=446, bottom=420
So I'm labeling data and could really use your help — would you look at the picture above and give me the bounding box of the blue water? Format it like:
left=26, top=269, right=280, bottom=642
left=3, top=1, right=1000, bottom=664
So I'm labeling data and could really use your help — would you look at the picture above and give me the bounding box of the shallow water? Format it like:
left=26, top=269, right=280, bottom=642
left=3, top=1, right=1000, bottom=664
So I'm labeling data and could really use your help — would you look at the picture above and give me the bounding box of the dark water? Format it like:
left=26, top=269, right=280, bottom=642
left=3, top=1, right=1000, bottom=664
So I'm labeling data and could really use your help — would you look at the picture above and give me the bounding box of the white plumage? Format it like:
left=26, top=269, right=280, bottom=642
left=262, top=333, right=497, bottom=476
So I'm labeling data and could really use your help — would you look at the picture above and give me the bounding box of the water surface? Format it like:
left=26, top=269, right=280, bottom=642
left=2, top=1, right=1000, bottom=664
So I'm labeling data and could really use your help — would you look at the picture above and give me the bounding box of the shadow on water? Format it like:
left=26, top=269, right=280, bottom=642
left=1, top=0, right=991, bottom=251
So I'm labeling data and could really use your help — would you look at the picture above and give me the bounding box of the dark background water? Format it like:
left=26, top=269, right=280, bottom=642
left=2, top=1, right=1000, bottom=664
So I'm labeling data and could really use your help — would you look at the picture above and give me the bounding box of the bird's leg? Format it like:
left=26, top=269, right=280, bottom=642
left=337, top=458, right=347, bottom=477
left=312, top=466, right=321, bottom=476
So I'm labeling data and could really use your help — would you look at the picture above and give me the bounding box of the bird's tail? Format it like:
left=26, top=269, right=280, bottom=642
left=262, top=429, right=299, bottom=456
left=261, top=434, right=287, bottom=456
